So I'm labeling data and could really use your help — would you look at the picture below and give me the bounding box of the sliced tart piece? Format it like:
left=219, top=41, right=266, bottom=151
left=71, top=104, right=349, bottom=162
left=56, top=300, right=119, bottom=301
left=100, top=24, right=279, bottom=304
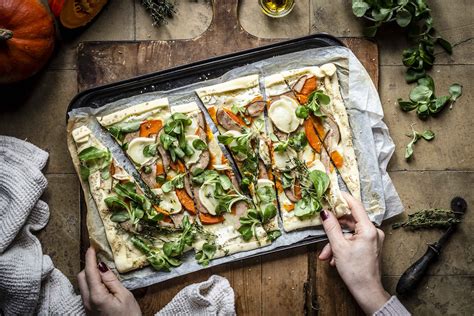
left=71, top=125, right=183, bottom=273
left=169, top=102, right=274, bottom=259
left=263, top=70, right=349, bottom=232
left=195, top=76, right=280, bottom=237
left=96, top=98, right=196, bottom=228
left=281, top=64, right=361, bottom=201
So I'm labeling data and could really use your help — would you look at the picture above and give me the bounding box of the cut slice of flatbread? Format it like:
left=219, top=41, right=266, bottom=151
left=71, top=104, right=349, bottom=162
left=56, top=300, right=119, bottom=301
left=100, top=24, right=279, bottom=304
left=170, top=102, right=272, bottom=258
left=282, top=64, right=361, bottom=201
left=71, top=125, right=149, bottom=273
left=263, top=68, right=350, bottom=232
left=196, top=76, right=280, bottom=236
left=96, top=98, right=198, bottom=228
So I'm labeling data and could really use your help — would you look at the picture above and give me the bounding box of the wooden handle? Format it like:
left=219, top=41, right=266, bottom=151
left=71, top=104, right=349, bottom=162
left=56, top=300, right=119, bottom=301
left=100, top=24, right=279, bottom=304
left=396, top=244, right=439, bottom=295
left=205, top=0, right=241, bottom=38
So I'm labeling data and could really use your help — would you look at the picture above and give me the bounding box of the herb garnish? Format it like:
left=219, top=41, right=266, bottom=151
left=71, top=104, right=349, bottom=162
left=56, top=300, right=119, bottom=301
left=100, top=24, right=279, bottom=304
left=398, top=76, right=463, bottom=119
left=296, top=90, right=330, bottom=119
left=193, top=170, right=251, bottom=215
left=78, top=146, right=112, bottom=181
left=106, top=181, right=156, bottom=225
left=162, top=216, right=195, bottom=258
left=217, top=122, right=264, bottom=189
left=274, top=131, right=308, bottom=153
left=392, top=208, right=461, bottom=230
left=292, top=159, right=330, bottom=218
left=108, top=120, right=141, bottom=142
left=160, top=113, right=194, bottom=162
left=405, top=126, right=435, bottom=160
left=131, top=236, right=181, bottom=272
left=140, top=0, right=175, bottom=27
left=195, top=242, right=217, bottom=266
left=161, top=173, right=185, bottom=193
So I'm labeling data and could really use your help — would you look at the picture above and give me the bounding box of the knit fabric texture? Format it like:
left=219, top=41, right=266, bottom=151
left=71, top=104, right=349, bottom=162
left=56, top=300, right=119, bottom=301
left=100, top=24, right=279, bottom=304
left=373, top=296, right=411, bottom=316
left=0, top=136, right=85, bottom=315
left=156, top=275, right=236, bottom=316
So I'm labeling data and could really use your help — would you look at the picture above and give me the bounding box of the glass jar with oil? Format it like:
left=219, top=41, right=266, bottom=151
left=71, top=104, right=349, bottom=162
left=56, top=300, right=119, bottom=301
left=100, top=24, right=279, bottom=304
left=259, top=0, right=295, bottom=18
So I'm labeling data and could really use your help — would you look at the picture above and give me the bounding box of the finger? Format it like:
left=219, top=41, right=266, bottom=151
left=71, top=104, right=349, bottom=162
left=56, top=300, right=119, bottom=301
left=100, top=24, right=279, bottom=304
left=320, top=210, right=346, bottom=249
left=338, top=214, right=356, bottom=231
left=341, top=192, right=372, bottom=228
left=78, top=270, right=91, bottom=310
left=97, top=262, right=128, bottom=297
left=318, top=242, right=333, bottom=260
left=85, top=247, right=109, bottom=298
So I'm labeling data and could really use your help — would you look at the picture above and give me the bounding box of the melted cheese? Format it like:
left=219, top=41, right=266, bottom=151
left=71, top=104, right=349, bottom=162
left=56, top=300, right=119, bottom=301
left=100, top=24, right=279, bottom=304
left=152, top=188, right=182, bottom=214
left=258, top=138, right=272, bottom=166
left=273, top=147, right=297, bottom=171
left=183, top=134, right=203, bottom=167
left=257, top=178, right=274, bottom=188
left=199, top=184, right=218, bottom=215
left=126, top=137, right=155, bottom=166
left=268, top=96, right=302, bottom=133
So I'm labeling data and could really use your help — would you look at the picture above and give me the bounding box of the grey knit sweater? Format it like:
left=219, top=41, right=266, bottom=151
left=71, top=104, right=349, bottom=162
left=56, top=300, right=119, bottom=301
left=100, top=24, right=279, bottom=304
left=374, top=296, right=411, bottom=315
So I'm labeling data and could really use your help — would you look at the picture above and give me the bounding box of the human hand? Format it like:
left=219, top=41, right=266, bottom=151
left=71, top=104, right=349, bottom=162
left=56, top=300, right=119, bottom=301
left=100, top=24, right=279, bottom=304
left=78, top=247, right=142, bottom=316
left=318, top=192, right=390, bottom=314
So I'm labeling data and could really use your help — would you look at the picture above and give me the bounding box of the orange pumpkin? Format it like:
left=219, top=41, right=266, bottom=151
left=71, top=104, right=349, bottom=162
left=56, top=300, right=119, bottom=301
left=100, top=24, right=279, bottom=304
left=0, top=0, right=56, bottom=84
left=60, top=0, right=108, bottom=29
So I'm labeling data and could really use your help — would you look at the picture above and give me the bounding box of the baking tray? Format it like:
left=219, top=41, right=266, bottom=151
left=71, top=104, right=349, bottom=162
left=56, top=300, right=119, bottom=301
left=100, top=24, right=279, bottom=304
left=69, top=33, right=343, bottom=270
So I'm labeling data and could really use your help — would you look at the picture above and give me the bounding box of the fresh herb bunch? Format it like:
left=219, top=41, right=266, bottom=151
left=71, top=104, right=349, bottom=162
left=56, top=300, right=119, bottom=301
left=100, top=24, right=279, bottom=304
left=398, top=75, right=463, bottom=119
left=392, top=208, right=461, bottom=230
left=404, top=126, right=434, bottom=160
left=352, top=0, right=451, bottom=81
left=140, top=0, right=176, bottom=27
left=293, top=159, right=330, bottom=218
left=160, top=113, right=202, bottom=162
left=295, top=90, right=330, bottom=119
left=78, top=146, right=112, bottom=181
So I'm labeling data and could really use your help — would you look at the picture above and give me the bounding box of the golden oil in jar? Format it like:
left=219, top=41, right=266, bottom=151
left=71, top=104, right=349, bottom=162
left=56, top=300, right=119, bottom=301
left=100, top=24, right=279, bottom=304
left=259, top=0, right=295, bottom=18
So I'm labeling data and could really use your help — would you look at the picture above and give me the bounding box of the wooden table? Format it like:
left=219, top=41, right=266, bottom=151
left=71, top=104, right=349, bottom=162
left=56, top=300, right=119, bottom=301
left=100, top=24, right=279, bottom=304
left=0, top=0, right=471, bottom=314
left=75, top=1, right=380, bottom=315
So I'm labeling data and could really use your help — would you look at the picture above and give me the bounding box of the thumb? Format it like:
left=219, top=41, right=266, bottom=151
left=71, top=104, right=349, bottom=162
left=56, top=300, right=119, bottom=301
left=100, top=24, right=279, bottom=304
left=320, top=210, right=346, bottom=250
left=97, top=261, right=127, bottom=296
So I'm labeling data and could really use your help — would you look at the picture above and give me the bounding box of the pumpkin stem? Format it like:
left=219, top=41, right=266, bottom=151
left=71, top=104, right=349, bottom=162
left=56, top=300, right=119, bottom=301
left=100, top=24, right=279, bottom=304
left=0, top=29, right=13, bottom=41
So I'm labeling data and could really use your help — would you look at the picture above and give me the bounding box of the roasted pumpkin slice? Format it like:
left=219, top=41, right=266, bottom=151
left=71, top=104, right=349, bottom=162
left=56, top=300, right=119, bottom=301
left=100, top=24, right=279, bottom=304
left=60, top=0, right=108, bottom=29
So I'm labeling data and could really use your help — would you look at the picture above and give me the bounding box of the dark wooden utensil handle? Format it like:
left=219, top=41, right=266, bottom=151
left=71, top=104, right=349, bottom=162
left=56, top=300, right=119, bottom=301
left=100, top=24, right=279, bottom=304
left=396, top=244, right=439, bottom=295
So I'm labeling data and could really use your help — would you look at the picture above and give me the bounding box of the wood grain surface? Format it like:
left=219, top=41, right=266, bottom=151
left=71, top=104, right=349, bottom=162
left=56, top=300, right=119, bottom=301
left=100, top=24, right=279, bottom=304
left=77, top=1, right=377, bottom=315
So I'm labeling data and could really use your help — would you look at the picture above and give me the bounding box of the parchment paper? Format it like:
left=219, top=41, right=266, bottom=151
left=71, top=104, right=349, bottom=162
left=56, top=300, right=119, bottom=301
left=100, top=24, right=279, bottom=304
left=68, top=46, right=403, bottom=289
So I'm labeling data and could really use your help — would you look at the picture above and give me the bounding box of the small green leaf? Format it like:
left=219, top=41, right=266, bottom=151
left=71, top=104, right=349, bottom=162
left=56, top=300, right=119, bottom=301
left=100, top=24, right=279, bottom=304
left=104, top=196, right=129, bottom=213
left=417, top=75, right=435, bottom=93
left=448, top=84, right=463, bottom=102
left=429, top=96, right=450, bottom=114
left=238, top=224, right=254, bottom=241
left=437, top=37, right=453, bottom=55
left=396, top=8, right=412, bottom=27
left=405, top=68, right=426, bottom=83
left=192, top=139, right=208, bottom=151
left=110, top=211, right=130, bottom=223
left=295, top=106, right=309, bottom=119
left=398, top=99, right=418, bottom=112
left=352, top=0, right=370, bottom=17
left=372, top=7, right=392, bottom=21
left=410, top=85, right=433, bottom=102
left=267, top=230, right=282, bottom=242
left=405, top=142, right=414, bottom=160
left=420, top=130, right=435, bottom=141
left=363, top=24, right=379, bottom=37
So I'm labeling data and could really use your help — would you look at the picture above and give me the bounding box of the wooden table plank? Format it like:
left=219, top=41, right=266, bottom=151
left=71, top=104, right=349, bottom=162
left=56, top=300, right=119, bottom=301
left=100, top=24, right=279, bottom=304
left=76, top=1, right=378, bottom=315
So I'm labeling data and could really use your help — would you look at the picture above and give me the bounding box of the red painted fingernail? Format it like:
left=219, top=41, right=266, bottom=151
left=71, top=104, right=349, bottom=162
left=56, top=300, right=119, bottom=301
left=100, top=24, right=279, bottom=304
left=320, top=210, right=329, bottom=221
left=98, top=261, right=109, bottom=273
